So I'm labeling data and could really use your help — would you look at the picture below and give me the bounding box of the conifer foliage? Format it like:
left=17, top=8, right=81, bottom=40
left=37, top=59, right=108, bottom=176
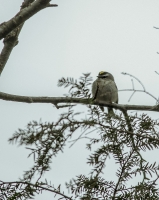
left=1, top=73, right=159, bottom=200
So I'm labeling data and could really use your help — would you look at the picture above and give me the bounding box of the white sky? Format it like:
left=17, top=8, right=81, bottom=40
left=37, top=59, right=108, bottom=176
left=0, top=0, right=159, bottom=199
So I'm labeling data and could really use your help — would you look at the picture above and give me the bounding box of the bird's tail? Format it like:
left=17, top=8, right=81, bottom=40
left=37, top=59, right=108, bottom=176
left=107, top=107, right=115, bottom=117
left=99, top=106, right=104, bottom=112
left=100, top=106, right=117, bottom=118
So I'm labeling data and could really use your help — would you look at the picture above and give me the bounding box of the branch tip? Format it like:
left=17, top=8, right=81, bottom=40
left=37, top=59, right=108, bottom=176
left=47, top=4, right=58, bottom=7
left=154, top=26, right=159, bottom=29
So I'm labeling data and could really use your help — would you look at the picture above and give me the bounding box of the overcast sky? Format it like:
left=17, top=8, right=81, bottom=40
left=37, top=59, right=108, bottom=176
left=0, top=0, right=159, bottom=199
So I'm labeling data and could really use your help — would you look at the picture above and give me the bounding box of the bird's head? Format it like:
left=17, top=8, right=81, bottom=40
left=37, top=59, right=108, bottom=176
left=97, top=71, right=114, bottom=81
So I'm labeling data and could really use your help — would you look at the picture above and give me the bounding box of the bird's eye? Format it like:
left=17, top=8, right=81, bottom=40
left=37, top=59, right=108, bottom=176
left=101, top=76, right=107, bottom=79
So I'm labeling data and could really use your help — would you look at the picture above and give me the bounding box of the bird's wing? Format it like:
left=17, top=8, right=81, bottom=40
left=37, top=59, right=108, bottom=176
left=100, top=80, right=118, bottom=103
left=109, top=81, right=118, bottom=104
left=114, top=82, right=118, bottom=103
left=92, top=80, right=98, bottom=100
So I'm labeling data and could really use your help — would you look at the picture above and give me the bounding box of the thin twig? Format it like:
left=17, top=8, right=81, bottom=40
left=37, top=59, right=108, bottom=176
left=0, top=180, right=72, bottom=200
left=154, top=26, right=159, bottom=29
left=53, top=103, right=76, bottom=109
left=112, top=150, right=134, bottom=199
left=121, top=72, right=159, bottom=104
left=155, top=71, right=159, bottom=75
left=119, top=89, right=158, bottom=103
left=69, top=127, right=90, bottom=148
left=47, top=4, right=58, bottom=7
left=121, top=72, right=146, bottom=91
left=128, top=91, right=136, bottom=102
left=121, top=109, right=148, bottom=182
left=85, top=128, right=98, bottom=135
left=131, top=79, right=135, bottom=90
left=69, top=136, right=92, bottom=147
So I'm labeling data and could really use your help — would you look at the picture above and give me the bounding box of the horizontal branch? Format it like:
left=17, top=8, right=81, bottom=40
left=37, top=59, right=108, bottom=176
left=119, top=89, right=158, bottom=102
left=0, top=91, right=159, bottom=112
left=0, top=0, right=58, bottom=40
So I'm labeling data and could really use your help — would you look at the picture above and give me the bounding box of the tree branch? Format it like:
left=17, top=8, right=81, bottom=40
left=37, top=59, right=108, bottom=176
left=121, top=109, right=148, bottom=182
left=0, top=180, right=72, bottom=200
left=155, top=71, right=159, bottom=75
left=153, top=26, right=159, bottom=29
left=0, top=0, right=58, bottom=75
left=112, top=150, right=134, bottom=199
left=88, top=121, right=159, bottom=143
left=0, top=91, right=159, bottom=112
left=0, top=23, right=24, bottom=75
left=0, top=0, right=58, bottom=40
left=120, top=72, right=158, bottom=103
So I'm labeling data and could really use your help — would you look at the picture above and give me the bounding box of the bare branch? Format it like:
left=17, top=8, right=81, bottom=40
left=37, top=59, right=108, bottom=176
left=53, top=103, right=75, bottom=109
left=0, top=24, right=23, bottom=75
left=69, top=127, right=90, bottom=148
left=0, top=0, right=58, bottom=40
left=47, top=4, right=59, bottom=7
left=120, top=72, right=158, bottom=103
left=153, top=26, right=159, bottom=29
left=131, top=79, right=134, bottom=90
left=155, top=71, right=159, bottom=75
left=0, top=91, right=159, bottom=112
left=119, top=89, right=158, bottom=103
left=128, top=91, right=136, bottom=102
left=121, top=72, right=145, bottom=91
left=0, top=0, right=58, bottom=75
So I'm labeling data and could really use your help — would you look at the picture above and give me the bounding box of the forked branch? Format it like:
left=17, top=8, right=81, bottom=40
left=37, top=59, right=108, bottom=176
left=120, top=72, right=159, bottom=103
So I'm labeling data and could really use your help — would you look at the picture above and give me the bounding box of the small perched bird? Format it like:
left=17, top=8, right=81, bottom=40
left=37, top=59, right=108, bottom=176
left=92, top=71, right=118, bottom=115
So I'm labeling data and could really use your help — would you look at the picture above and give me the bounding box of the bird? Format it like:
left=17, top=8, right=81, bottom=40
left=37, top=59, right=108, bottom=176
left=92, top=71, right=118, bottom=115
